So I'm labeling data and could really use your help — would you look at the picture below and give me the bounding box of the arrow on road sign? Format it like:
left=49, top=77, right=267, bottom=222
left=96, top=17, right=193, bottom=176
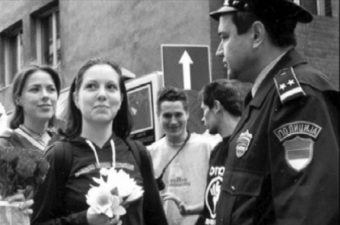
left=179, top=51, right=193, bottom=90
left=162, top=44, right=211, bottom=91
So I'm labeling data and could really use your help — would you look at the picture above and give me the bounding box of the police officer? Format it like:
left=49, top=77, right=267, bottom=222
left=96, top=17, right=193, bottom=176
left=210, top=0, right=339, bottom=224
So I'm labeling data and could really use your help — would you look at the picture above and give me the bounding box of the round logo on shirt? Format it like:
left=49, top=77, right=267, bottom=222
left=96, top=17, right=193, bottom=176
left=205, top=176, right=223, bottom=219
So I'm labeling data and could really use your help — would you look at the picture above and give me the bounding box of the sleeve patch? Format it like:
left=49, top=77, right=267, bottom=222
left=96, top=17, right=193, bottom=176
left=274, top=67, right=305, bottom=104
left=284, top=136, right=313, bottom=172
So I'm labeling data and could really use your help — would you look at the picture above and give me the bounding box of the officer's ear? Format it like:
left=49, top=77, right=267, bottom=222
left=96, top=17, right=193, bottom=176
left=251, top=21, right=265, bottom=49
left=213, top=100, right=222, bottom=114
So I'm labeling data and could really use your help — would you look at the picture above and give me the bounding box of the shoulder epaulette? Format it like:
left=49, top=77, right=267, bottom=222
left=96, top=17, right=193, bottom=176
left=274, top=67, right=306, bottom=104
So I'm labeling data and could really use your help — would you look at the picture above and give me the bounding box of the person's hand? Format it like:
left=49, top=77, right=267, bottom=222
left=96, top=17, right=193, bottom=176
left=161, top=192, right=187, bottom=215
left=86, top=207, right=122, bottom=225
left=5, top=190, right=33, bottom=215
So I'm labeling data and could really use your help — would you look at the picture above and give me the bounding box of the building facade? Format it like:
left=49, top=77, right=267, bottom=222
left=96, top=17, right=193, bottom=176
left=0, top=0, right=338, bottom=113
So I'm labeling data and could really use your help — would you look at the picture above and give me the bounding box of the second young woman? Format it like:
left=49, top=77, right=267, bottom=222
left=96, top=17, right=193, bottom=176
left=0, top=65, right=60, bottom=216
left=0, top=65, right=60, bottom=151
left=31, top=58, right=167, bottom=225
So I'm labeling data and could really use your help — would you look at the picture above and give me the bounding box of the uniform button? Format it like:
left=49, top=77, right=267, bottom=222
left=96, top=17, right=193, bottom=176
left=231, top=185, right=235, bottom=191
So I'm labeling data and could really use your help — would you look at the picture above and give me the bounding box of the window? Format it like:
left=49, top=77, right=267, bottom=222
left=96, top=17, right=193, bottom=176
left=295, top=0, right=332, bottom=17
left=36, top=8, right=60, bottom=67
left=0, top=24, right=23, bottom=87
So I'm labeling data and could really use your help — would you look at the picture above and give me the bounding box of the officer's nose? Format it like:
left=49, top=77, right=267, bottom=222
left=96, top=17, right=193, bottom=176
left=216, top=40, right=223, bottom=57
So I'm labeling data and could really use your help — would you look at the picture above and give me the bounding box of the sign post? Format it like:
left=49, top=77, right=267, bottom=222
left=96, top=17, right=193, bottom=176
left=161, top=44, right=211, bottom=91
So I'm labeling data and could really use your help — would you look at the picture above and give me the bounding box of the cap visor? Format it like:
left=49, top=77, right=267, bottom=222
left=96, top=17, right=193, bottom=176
left=285, top=1, right=313, bottom=23
left=210, top=6, right=237, bottom=21
left=294, top=6, right=313, bottom=23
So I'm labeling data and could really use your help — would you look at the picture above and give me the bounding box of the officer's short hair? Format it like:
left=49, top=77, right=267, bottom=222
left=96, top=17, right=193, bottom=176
left=199, top=79, right=251, bottom=117
left=232, top=11, right=297, bottom=47
left=156, top=86, right=189, bottom=115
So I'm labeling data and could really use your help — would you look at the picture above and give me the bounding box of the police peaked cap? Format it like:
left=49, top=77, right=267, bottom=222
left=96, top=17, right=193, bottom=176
left=210, top=0, right=313, bottom=24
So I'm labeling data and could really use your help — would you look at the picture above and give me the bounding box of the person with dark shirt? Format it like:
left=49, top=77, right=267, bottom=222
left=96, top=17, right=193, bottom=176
left=210, top=0, right=339, bottom=224
left=163, top=79, right=250, bottom=225
left=31, top=58, right=167, bottom=225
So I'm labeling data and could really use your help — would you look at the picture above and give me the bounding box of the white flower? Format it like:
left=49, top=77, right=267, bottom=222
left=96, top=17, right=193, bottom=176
left=111, top=170, right=138, bottom=198
left=99, top=168, right=142, bottom=198
left=86, top=182, right=126, bottom=218
left=90, top=168, right=144, bottom=214
left=125, top=185, right=144, bottom=203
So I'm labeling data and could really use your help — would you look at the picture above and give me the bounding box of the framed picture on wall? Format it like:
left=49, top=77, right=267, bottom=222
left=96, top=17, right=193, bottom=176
left=128, top=83, right=153, bottom=134
left=126, top=71, right=163, bottom=146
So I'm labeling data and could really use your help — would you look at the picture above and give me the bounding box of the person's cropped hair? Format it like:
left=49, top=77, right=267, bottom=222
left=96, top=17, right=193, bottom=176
left=61, top=58, right=132, bottom=139
left=199, top=79, right=251, bottom=117
left=231, top=11, right=297, bottom=47
left=10, top=64, right=61, bottom=129
left=156, top=86, right=189, bottom=115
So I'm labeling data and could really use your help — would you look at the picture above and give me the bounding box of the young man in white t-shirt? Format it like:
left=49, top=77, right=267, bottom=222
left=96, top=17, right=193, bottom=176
left=147, top=87, right=215, bottom=225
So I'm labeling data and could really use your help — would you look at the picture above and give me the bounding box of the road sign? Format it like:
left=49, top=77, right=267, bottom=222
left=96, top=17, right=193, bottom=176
left=161, top=44, right=211, bottom=91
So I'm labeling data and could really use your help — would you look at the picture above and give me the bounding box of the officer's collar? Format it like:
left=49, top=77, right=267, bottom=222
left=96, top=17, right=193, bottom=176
left=251, top=50, right=290, bottom=97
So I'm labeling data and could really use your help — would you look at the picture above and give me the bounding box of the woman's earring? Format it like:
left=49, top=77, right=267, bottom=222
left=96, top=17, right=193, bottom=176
left=16, top=99, right=21, bottom=106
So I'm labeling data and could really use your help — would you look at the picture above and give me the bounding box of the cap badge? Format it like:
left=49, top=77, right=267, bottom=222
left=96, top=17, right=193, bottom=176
left=224, top=0, right=249, bottom=10
left=236, top=130, right=253, bottom=158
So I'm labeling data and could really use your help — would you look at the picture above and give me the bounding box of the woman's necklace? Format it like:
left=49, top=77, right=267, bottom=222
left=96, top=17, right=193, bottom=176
left=19, top=124, right=47, bottom=146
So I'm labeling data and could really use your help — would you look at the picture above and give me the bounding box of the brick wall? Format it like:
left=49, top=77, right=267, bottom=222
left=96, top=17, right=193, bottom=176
left=296, top=16, right=339, bottom=88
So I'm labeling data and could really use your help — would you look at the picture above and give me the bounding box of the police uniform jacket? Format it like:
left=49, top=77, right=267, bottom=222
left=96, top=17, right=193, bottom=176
left=216, top=49, right=339, bottom=225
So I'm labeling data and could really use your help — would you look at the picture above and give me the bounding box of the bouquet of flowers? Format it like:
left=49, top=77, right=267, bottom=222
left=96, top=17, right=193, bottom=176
left=86, top=168, right=144, bottom=218
left=0, top=146, right=49, bottom=225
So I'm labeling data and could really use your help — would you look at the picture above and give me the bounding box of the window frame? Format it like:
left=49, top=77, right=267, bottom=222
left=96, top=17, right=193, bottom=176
left=1, top=25, right=23, bottom=87
left=294, top=0, right=332, bottom=17
left=36, top=7, right=60, bottom=68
